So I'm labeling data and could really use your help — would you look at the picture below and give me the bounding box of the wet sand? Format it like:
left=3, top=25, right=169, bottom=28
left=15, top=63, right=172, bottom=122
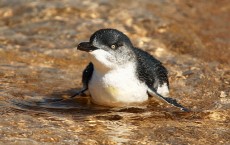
left=0, top=0, right=229, bottom=144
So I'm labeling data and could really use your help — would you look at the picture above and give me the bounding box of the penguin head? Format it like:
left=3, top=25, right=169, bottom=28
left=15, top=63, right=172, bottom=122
left=78, top=29, right=135, bottom=70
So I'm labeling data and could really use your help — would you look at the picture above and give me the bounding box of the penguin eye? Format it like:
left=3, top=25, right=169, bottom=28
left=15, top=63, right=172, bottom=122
left=110, top=44, right=116, bottom=49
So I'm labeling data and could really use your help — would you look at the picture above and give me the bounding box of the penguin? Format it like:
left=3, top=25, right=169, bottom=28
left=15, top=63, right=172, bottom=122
left=73, top=28, right=188, bottom=111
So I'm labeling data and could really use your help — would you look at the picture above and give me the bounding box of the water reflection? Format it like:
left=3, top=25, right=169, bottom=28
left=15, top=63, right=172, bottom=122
left=105, top=121, right=136, bottom=143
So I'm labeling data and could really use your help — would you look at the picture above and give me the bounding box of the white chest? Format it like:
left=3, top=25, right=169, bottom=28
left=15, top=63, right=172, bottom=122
left=88, top=63, right=148, bottom=107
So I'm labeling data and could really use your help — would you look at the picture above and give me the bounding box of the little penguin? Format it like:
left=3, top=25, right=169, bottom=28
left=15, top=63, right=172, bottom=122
left=73, top=28, right=188, bottom=111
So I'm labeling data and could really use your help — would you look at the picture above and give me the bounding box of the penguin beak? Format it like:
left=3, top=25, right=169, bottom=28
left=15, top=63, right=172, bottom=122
left=77, top=42, right=98, bottom=52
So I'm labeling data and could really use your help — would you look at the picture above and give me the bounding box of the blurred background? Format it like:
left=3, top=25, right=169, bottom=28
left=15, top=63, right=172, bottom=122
left=0, top=0, right=229, bottom=144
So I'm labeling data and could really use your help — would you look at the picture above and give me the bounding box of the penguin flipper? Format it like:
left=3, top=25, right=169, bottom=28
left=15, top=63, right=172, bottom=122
left=71, top=62, right=94, bottom=98
left=147, top=86, right=189, bottom=112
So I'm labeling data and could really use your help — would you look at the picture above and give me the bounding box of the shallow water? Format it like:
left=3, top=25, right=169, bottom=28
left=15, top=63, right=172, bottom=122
left=0, top=0, right=229, bottom=144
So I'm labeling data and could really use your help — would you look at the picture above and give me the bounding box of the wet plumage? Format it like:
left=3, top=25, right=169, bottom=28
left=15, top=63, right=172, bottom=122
left=75, top=28, right=188, bottom=111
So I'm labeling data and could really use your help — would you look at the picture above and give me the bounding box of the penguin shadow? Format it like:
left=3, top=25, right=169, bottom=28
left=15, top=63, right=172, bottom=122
left=11, top=88, right=105, bottom=115
left=11, top=88, right=197, bottom=122
left=11, top=88, right=148, bottom=118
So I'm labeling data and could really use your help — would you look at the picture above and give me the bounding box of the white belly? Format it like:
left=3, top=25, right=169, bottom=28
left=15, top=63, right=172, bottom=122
left=88, top=64, right=148, bottom=107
